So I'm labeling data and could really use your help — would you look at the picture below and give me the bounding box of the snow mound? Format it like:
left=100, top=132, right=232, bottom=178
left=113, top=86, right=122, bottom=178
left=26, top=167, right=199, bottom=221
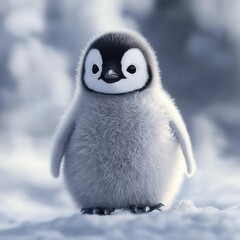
left=0, top=200, right=240, bottom=240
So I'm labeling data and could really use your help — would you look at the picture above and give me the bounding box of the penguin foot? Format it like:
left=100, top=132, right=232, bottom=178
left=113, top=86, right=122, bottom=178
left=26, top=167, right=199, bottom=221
left=128, top=203, right=164, bottom=214
left=81, top=207, right=115, bottom=215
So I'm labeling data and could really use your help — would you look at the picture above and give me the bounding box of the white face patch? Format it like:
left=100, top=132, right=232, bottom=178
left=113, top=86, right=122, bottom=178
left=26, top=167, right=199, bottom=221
left=83, top=48, right=149, bottom=94
left=84, top=49, right=103, bottom=90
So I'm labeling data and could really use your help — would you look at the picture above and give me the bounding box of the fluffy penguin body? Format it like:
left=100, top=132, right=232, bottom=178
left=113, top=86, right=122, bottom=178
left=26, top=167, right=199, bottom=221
left=51, top=31, right=196, bottom=214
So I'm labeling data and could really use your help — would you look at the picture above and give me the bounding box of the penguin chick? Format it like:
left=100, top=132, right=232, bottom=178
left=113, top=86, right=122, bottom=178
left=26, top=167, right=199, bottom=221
left=51, top=30, right=196, bottom=215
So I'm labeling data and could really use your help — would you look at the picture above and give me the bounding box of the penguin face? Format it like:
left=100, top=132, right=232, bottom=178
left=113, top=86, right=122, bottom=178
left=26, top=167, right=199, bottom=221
left=82, top=32, right=152, bottom=94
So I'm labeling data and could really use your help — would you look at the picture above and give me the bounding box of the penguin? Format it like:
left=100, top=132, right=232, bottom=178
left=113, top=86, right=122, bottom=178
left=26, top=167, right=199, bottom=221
left=51, top=30, right=196, bottom=215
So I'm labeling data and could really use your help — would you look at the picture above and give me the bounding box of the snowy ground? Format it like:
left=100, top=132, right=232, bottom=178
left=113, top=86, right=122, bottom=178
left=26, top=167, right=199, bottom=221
left=1, top=200, right=240, bottom=240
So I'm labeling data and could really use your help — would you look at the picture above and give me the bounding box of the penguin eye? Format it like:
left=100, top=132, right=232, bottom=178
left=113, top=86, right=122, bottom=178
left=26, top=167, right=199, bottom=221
left=92, top=64, right=99, bottom=74
left=126, top=65, right=136, bottom=74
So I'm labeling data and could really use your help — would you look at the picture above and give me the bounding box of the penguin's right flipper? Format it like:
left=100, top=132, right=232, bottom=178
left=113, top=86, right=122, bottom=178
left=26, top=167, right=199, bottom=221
left=51, top=97, right=77, bottom=178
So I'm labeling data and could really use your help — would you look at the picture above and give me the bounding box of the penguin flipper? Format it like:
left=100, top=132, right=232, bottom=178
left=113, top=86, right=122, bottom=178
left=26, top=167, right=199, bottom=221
left=51, top=98, right=77, bottom=178
left=51, top=118, right=75, bottom=178
left=162, top=91, right=196, bottom=177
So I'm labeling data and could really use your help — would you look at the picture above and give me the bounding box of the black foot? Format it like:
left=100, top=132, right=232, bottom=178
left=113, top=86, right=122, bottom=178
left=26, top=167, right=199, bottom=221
left=81, top=207, right=115, bottom=215
left=128, top=203, right=164, bottom=214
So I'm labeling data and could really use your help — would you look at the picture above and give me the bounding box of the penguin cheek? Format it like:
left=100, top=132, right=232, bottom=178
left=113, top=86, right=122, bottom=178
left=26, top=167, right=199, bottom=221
left=87, top=61, right=102, bottom=79
left=90, top=69, right=101, bottom=79
left=85, top=63, right=102, bottom=84
left=84, top=66, right=100, bottom=84
left=124, top=66, right=139, bottom=80
left=83, top=48, right=103, bottom=86
left=123, top=67, right=145, bottom=85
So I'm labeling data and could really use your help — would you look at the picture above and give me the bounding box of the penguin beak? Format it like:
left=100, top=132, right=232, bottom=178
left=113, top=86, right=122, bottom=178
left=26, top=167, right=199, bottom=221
left=104, top=69, right=119, bottom=80
left=100, top=69, right=122, bottom=83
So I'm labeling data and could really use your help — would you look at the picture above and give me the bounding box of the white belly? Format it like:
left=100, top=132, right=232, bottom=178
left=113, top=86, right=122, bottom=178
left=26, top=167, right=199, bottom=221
left=64, top=92, right=185, bottom=208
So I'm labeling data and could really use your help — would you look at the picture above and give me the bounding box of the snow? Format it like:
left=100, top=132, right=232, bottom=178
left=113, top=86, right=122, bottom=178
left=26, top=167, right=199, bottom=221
left=183, top=114, right=240, bottom=209
left=3, top=7, right=45, bottom=38
left=0, top=200, right=239, bottom=240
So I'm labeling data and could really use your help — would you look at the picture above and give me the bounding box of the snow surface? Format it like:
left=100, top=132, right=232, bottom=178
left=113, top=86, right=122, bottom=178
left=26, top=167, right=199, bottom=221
left=0, top=200, right=240, bottom=240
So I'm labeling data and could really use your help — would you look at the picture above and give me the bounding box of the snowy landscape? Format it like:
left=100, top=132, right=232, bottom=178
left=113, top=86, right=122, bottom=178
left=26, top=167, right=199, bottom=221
left=1, top=200, right=240, bottom=240
left=0, top=0, right=240, bottom=239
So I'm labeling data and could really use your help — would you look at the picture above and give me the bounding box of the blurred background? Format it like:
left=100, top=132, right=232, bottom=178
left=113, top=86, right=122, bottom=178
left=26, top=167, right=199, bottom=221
left=0, top=0, right=240, bottom=229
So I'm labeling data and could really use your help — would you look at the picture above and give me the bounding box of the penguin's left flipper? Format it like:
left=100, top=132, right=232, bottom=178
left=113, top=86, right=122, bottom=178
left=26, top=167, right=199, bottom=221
left=81, top=207, right=115, bottom=215
left=128, top=203, right=165, bottom=214
left=162, top=91, right=196, bottom=177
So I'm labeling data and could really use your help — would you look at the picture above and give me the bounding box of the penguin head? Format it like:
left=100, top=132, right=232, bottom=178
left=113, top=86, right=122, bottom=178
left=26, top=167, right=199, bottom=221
left=81, top=31, right=159, bottom=95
